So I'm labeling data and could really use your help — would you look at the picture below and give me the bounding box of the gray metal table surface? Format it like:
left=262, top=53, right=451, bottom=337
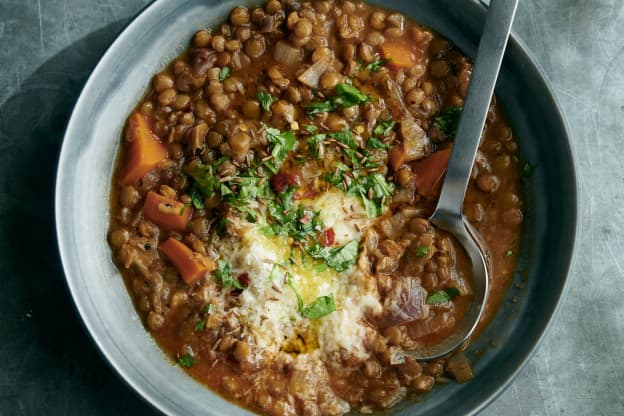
left=0, top=0, right=622, bottom=415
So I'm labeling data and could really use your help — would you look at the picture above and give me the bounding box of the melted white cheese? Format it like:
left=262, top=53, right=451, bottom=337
left=218, top=189, right=380, bottom=358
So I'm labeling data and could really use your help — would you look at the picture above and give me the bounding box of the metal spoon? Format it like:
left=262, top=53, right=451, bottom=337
left=407, top=0, right=519, bottom=361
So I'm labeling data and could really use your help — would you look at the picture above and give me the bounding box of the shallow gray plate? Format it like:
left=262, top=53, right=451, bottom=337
left=55, top=0, right=578, bottom=415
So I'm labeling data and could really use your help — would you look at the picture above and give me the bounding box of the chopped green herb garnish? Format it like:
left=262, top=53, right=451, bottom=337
left=190, top=186, right=205, bottom=209
left=265, top=200, right=323, bottom=241
left=188, top=164, right=220, bottom=197
left=307, top=240, right=359, bottom=272
left=307, top=133, right=327, bottom=159
left=373, top=118, right=396, bottom=137
left=220, top=183, right=233, bottom=197
left=214, top=259, right=245, bottom=290
left=204, top=304, right=214, bottom=314
left=301, top=294, right=336, bottom=319
left=346, top=173, right=395, bottom=218
left=366, top=137, right=387, bottom=149
left=304, top=124, right=318, bottom=133
left=522, top=162, right=534, bottom=178
left=305, top=100, right=336, bottom=116
left=333, top=83, right=370, bottom=107
left=264, top=126, right=297, bottom=174
left=178, top=353, right=195, bottom=368
left=287, top=275, right=336, bottom=319
left=415, top=245, right=430, bottom=257
left=426, top=288, right=461, bottom=305
left=218, top=66, right=232, bottom=81
left=286, top=273, right=304, bottom=313
left=506, top=249, right=514, bottom=257
left=257, top=91, right=277, bottom=112
left=329, top=130, right=357, bottom=149
left=364, top=59, right=390, bottom=73
left=268, top=263, right=283, bottom=281
left=305, top=83, right=370, bottom=116
left=433, top=106, right=463, bottom=138
left=194, top=319, right=206, bottom=332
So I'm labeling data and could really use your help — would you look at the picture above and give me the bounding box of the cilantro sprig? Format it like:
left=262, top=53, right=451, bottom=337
left=218, top=66, right=232, bottom=81
left=177, top=353, right=195, bottom=368
left=302, top=295, right=336, bottom=319
left=433, top=106, right=463, bottom=138
left=214, top=259, right=246, bottom=289
left=426, top=288, right=461, bottom=305
left=257, top=92, right=277, bottom=112
left=263, top=126, right=297, bottom=174
left=305, top=83, right=370, bottom=116
left=364, top=59, right=390, bottom=73
left=286, top=274, right=337, bottom=320
left=306, top=240, right=360, bottom=272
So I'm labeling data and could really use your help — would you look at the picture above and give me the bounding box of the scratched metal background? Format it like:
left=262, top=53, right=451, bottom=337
left=0, top=0, right=623, bottom=415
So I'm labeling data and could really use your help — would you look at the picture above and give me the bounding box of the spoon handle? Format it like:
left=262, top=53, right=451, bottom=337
left=432, top=0, right=518, bottom=219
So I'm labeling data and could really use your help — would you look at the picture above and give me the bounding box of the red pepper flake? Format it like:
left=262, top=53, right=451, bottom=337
left=303, top=188, right=317, bottom=199
left=320, top=228, right=335, bottom=247
left=300, top=213, right=311, bottom=224
left=237, top=272, right=251, bottom=287
left=270, top=173, right=300, bottom=193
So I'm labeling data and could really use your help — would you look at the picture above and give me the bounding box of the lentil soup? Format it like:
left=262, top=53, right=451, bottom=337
left=108, top=1, right=524, bottom=414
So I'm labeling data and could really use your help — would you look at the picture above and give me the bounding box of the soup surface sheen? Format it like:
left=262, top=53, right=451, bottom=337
left=108, top=1, right=524, bottom=414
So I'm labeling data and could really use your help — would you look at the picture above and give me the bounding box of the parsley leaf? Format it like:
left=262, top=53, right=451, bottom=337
left=188, top=164, right=220, bottom=197
left=522, top=162, right=534, bottom=178
left=178, top=353, right=195, bottom=368
left=304, top=84, right=370, bottom=116
left=214, top=259, right=245, bottom=290
left=433, top=106, right=463, bottom=138
left=218, top=66, right=232, bottom=81
left=333, top=83, right=370, bottom=107
left=257, top=92, right=277, bottom=112
left=302, top=294, right=336, bottom=319
left=194, top=319, right=206, bottom=332
left=373, top=118, right=396, bottom=137
left=329, top=130, right=357, bottom=149
left=426, top=288, right=461, bottom=305
left=347, top=173, right=395, bottom=217
left=366, top=137, right=387, bottom=149
left=189, top=186, right=205, bottom=209
left=364, top=59, right=390, bottom=73
left=286, top=273, right=304, bottom=312
left=305, top=100, right=336, bottom=116
left=264, top=126, right=297, bottom=174
left=307, top=240, right=359, bottom=272
left=415, top=245, right=429, bottom=257
left=268, top=263, right=283, bottom=281
left=307, top=133, right=327, bottom=159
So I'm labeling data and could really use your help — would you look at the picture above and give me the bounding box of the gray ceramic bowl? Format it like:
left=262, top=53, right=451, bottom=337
left=55, top=0, right=578, bottom=415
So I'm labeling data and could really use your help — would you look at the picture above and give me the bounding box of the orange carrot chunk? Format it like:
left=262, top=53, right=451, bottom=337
left=142, top=191, right=193, bottom=231
left=380, top=42, right=416, bottom=69
left=160, top=238, right=216, bottom=285
left=120, top=113, right=168, bottom=185
left=413, top=148, right=452, bottom=197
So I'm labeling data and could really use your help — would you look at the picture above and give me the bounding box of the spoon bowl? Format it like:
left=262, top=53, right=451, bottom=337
left=404, top=0, right=519, bottom=360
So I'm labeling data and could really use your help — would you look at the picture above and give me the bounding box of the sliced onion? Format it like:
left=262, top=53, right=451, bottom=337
left=274, top=40, right=303, bottom=66
left=400, top=116, right=429, bottom=162
left=297, top=57, right=331, bottom=88
left=378, top=277, right=429, bottom=328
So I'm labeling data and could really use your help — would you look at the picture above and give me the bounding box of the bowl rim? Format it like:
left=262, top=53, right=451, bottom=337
left=54, top=0, right=580, bottom=415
